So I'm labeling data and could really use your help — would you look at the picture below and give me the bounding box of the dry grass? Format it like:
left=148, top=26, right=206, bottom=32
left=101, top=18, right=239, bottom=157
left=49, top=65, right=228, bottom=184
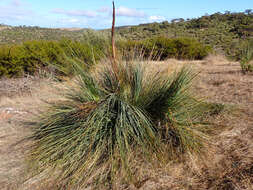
left=0, top=56, right=252, bottom=190
left=0, top=26, right=9, bottom=31
left=0, top=77, right=66, bottom=190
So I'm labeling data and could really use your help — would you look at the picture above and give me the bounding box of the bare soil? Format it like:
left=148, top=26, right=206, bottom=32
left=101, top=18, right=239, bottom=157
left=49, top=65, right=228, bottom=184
left=0, top=57, right=252, bottom=190
left=0, top=27, right=9, bottom=31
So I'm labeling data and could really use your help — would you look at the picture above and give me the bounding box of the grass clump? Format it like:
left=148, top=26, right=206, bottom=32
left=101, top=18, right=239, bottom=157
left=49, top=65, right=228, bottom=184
left=27, top=58, right=213, bottom=188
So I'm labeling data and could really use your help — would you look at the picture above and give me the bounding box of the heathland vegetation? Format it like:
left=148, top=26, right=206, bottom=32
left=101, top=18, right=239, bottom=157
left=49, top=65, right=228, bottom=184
left=0, top=25, right=87, bottom=44
left=0, top=35, right=211, bottom=77
left=112, top=10, right=253, bottom=59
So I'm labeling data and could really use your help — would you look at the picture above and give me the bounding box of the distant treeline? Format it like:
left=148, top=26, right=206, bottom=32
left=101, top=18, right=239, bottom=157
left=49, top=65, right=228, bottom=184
left=113, top=10, right=253, bottom=59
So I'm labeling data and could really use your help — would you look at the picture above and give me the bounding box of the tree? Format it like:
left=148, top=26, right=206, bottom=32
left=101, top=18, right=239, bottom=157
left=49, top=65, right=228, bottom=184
left=245, top=9, right=252, bottom=15
left=225, top=10, right=231, bottom=15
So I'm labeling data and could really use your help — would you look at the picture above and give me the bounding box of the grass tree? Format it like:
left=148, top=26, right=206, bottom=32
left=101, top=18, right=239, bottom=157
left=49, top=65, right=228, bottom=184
left=27, top=2, right=215, bottom=189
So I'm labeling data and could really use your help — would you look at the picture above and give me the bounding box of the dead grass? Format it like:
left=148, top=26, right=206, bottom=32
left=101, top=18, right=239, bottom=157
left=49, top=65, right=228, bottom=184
left=0, top=76, right=44, bottom=98
left=203, top=54, right=229, bottom=65
left=0, top=26, right=9, bottom=31
left=0, top=77, right=66, bottom=190
left=0, top=55, right=252, bottom=189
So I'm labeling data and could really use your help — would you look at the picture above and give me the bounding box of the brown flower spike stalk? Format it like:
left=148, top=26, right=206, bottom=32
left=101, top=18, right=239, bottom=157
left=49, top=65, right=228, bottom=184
left=111, top=1, right=120, bottom=85
left=112, top=1, right=116, bottom=62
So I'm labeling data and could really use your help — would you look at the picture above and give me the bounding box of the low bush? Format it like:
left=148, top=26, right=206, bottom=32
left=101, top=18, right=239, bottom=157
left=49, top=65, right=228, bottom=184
left=27, top=58, right=214, bottom=188
left=240, top=40, right=253, bottom=73
left=117, top=37, right=212, bottom=60
left=0, top=36, right=211, bottom=78
left=0, top=39, right=108, bottom=78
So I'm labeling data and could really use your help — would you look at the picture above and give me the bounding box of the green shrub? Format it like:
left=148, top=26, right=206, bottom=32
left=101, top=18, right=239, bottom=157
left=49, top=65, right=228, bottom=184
left=27, top=58, right=213, bottom=188
left=240, top=40, right=253, bottom=73
left=0, top=37, right=211, bottom=78
left=241, top=61, right=253, bottom=73
left=0, top=41, right=65, bottom=77
left=0, top=46, right=23, bottom=77
left=118, top=37, right=212, bottom=60
left=0, top=39, right=108, bottom=78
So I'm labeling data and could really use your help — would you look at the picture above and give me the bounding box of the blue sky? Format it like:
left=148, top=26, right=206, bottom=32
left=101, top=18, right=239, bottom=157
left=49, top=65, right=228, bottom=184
left=0, top=0, right=252, bottom=29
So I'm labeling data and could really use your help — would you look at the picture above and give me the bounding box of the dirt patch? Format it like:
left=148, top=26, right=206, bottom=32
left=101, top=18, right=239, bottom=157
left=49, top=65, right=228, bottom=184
left=0, top=78, right=65, bottom=190
left=0, top=26, right=10, bottom=31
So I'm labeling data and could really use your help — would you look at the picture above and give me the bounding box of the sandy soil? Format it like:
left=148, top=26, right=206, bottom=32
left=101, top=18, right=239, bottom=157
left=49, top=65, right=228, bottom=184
left=0, top=26, right=10, bottom=31
left=0, top=56, right=252, bottom=190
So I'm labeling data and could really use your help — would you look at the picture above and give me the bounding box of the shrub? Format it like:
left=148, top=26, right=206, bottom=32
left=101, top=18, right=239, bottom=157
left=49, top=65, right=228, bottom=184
left=0, top=37, right=211, bottom=78
left=241, top=60, right=253, bottom=73
left=0, top=46, right=24, bottom=77
left=27, top=58, right=213, bottom=188
left=0, top=39, right=107, bottom=78
left=118, top=37, right=212, bottom=60
left=240, top=40, right=253, bottom=73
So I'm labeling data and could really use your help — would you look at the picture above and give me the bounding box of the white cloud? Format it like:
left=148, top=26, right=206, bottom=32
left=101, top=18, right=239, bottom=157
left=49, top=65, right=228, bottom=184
left=117, top=6, right=146, bottom=18
left=149, top=15, right=166, bottom=22
left=67, top=18, right=79, bottom=23
left=52, top=8, right=97, bottom=18
left=0, top=0, right=34, bottom=22
left=0, top=1, right=166, bottom=29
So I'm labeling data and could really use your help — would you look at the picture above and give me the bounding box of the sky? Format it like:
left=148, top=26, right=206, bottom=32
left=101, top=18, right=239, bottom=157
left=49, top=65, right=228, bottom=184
left=0, top=0, right=252, bottom=29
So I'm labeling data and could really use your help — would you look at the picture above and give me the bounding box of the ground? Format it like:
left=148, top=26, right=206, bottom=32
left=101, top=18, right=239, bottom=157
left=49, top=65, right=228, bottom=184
left=0, top=56, right=252, bottom=190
